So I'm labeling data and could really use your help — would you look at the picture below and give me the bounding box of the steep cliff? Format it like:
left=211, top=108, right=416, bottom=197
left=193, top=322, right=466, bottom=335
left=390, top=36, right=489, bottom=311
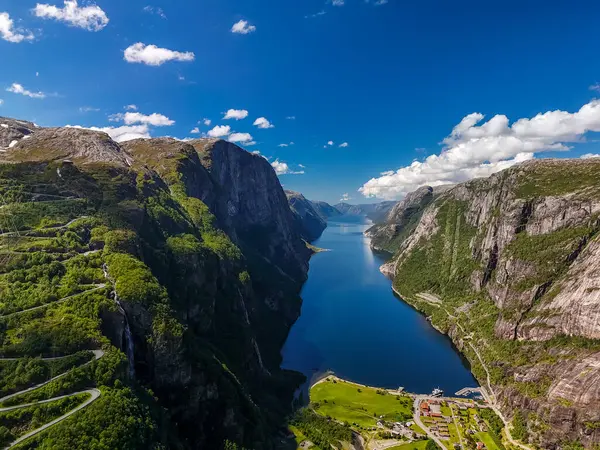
left=334, top=201, right=396, bottom=220
left=383, top=159, right=600, bottom=449
left=0, top=121, right=310, bottom=449
left=285, top=191, right=327, bottom=242
left=309, top=200, right=342, bottom=220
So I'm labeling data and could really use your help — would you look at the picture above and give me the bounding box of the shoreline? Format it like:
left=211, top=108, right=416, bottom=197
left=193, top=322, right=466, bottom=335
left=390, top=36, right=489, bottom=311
left=310, top=374, right=481, bottom=403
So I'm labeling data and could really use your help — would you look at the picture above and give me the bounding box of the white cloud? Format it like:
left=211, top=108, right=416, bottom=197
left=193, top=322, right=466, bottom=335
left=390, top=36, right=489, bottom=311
left=278, top=141, right=294, bottom=147
left=305, top=11, right=326, bottom=19
left=298, top=164, right=305, bottom=168
left=340, top=193, right=351, bottom=201
left=339, top=142, right=349, bottom=148
left=228, top=132, right=253, bottom=143
left=271, top=160, right=305, bottom=175
left=143, top=5, right=166, bottom=19
left=124, top=43, right=195, bottom=66
left=327, top=141, right=334, bottom=146
left=6, top=83, right=45, bottom=99
left=231, top=20, right=256, bottom=34
left=67, top=124, right=150, bottom=142
left=360, top=99, right=600, bottom=199
left=359, top=100, right=600, bottom=198
left=589, top=83, right=600, bottom=93
left=79, top=106, right=99, bottom=113
left=223, top=109, right=248, bottom=120
left=203, top=118, right=211, bottom=126
left=286, top=116, right=296, bottom=120
left=581, top=153, right=600, bottom=159
left=253, top=117, right=274, bottom=129
left=0, top=12, right=34, bottom=43
left=0, top=99, right=3, bottom=105
left=332, top=0, right=345, bottom=5
left=110, top=112, right=174, bottom=126
left=125, top=104, right=138, bottom=111
left=207, top=125, right=231, bottom=138
left=190, top=127, right=200, bottom=134
left=33, top=0, right=109, bottom=32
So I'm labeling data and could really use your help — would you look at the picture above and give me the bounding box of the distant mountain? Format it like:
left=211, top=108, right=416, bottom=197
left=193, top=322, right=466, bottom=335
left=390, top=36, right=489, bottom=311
left=285, top=191, right=327, bottom=241
left=334, top=201, right=397, bottom=222
left=309, top=200, right=343, bottom=220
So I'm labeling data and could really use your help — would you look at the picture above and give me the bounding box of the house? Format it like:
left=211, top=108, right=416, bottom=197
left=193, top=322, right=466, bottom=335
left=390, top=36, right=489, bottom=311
left=430, top=404, right=442, bottom=415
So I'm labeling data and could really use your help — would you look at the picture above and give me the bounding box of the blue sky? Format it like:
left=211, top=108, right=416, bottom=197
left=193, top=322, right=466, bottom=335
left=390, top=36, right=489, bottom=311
left=2, top=0, right=600, bottom=204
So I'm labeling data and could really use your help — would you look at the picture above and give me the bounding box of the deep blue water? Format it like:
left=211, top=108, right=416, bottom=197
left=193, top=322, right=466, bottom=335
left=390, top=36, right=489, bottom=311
left=281, top=216, right=478, bottom=396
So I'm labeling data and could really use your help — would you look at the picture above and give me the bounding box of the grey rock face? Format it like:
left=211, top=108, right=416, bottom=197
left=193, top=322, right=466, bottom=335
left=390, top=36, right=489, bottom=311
left=3, top=126, right=131, bottom=167
left=366, top=186, right=435, bottom=252
left=387, top=158, right=600, bottom=448
left=190, top=139, right=311, bottom=282
left=0, top=117, right=36, bottom=148
left=286, top=190, right=327, bottom=242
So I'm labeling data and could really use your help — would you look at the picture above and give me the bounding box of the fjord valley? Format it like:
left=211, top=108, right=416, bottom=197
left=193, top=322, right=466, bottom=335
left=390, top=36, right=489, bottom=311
left=366, top=159, right=600, bottom=449
left=0, top=118, right=313, bottom=449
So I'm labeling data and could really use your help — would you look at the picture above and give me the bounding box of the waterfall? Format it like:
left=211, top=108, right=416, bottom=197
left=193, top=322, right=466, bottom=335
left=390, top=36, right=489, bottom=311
left=115, top=299, right=135, bottom=378
left=103, top=264, right=135, bottom=378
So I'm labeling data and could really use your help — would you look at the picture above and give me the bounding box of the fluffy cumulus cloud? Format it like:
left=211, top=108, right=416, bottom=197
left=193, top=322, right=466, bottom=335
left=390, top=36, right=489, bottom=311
left=228, top=132, right=253, bottom=143
left=581, top=153, right=600, bottom=159
left=231, top=20, right=256, bottom=34
left=360, top=99, right=600, bottom=199
left=340, top=193, right=351, bottom=201
left=110, top=112, right=174, bottom=126
left=223, top=109, right=248, bottom=120
left=253, top=117, right=274, bottom=129
left=6, top=83, right=45, bottom=99
left=33, top=0, right=109, bottom=31
left=207, top=125, right=231, bottom=138
left=67, top=124, right=150, bottom=142
left=124, top=104, right=137, bottom=111
left=271, top=160, right=304, bottom=175
left=190, top=127, right=200, bottom=134
left=0, top=12, right=34, bottom=43
left=203, top=118, right=211, bottom=126
left=339, top=142, right=349, bottom=148
left=124, top=43, right=195, bottom=66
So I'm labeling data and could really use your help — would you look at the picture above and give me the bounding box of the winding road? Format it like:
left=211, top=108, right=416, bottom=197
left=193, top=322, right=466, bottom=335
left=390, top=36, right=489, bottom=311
left=0, top=260, right=108, bottom=448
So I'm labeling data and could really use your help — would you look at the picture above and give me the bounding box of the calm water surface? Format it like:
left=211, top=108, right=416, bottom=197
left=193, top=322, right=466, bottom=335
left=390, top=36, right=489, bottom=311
left=281, top=216, right=478, bottom=396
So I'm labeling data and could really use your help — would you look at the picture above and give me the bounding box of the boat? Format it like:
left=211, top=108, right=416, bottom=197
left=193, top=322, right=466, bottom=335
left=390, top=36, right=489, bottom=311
left=431, top=388, right=444, bottom=397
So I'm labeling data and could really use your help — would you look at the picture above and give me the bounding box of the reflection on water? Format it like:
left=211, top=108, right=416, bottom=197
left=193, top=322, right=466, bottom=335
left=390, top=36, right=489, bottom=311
left=281, top=216, right=478, bottom=397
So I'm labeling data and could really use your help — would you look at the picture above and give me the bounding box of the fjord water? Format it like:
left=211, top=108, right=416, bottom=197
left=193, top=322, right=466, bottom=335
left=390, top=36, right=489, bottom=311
left=282, top=216, right=478, bottom=395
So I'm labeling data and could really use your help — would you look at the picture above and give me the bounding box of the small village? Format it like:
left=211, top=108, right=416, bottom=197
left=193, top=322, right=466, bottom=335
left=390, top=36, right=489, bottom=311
left=298, top=376, right=507, bottom=450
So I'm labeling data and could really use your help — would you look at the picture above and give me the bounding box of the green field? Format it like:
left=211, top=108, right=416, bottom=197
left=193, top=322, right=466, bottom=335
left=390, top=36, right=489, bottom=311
left=310, top=379, right=413, bottom=428
left=475, top=432, right=502, bottom=450
left=386, top=441, right=429, bottom=450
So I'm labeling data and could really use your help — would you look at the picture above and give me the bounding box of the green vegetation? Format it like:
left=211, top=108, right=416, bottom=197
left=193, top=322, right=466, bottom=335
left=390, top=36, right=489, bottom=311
left=385, top=441, right=430, bottom=450
left=393, top=199, right=478, bottom=300
left=0, top=392, right=89, bottom=448
left=289, top=408, right=352, bottom=449
left=310, top=379, right=413, bottom=427
left=516, top=160, right=600, bottom=198
left=0, top=351, right=93, bottom=397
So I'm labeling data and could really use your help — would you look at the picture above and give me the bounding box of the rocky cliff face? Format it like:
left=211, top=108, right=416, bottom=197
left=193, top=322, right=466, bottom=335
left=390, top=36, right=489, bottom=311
left=309, top=200, right=342, bottom=220
left=366, top=186, right=436, bottom=253
left=285, top=191, right=327, bottom=242
left=334, top=201, right=396, bottom=220
left=383, top=159, right=600, bottom=449
left=0, top=120, right=311, bottom=449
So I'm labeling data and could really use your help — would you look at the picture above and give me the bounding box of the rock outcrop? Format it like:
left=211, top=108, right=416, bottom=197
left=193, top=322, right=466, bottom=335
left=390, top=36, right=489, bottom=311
left=285, top=190, right=327, bottom=242
left=384, top=158, right=600, bottom=448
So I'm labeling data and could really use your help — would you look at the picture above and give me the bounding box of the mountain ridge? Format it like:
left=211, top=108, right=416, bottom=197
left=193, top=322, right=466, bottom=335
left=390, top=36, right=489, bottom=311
left=376, top=157, right=600, bottom=449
